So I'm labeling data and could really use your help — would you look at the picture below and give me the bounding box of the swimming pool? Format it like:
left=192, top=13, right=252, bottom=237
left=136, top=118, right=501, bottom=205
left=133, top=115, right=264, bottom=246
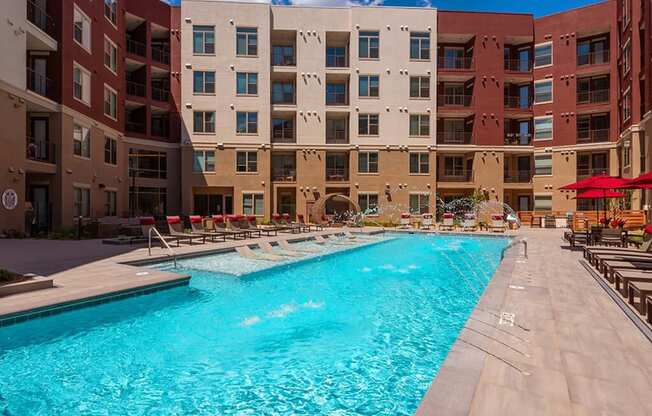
left=0, top=233, right=509, bottom=415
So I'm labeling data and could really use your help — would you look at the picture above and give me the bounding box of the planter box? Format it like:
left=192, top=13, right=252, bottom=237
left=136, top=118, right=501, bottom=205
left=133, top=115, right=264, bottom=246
left=0, top=275, right=53, bottom=297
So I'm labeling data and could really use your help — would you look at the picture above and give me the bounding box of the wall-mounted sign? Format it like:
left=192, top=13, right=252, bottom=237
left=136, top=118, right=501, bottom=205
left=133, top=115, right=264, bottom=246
left=1, top=189, right=18, bottom=210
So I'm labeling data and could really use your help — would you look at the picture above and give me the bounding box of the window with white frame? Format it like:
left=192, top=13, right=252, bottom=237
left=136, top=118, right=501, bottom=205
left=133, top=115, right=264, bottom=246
left=410, top=76, right=430, bottom=98
left=409, top=152, right=429, bottom=174
left=243, top=193, right=264, bottom=216
left=193, top=150, right=215, bottom=172
left=236, top=112, right=258, bottom=134
left=193, top=26, right=215, bottom=54
left=74, top=186, right=91, bottom=217
left=534, top=42, right=552, bottom=67
left=359, top=75, right=379, bottom=97
left=104, top=190, right=117, bottom=216
left=103, top=85, right=117, bottom=119
left=534, top=116, right=553, bottom=140
left=623, top=142, right=631, bottom=168
left=73, top=63, right=90, bottom=105
left=236, top=28, right=258, bottom=56
left=73, top=6, right=91, bottom=51
left=409, top=193, right=430, bottom=214
left=534, top=154, right=552, bottom=175
left=358, top=114, right=379, bottom=135
left=193, top=111, right=215, bottom=133
left=534, top=80, right=553, bottom=103
left=623, top=90, right=631, bottom=121
left=623, top=41, right=631, bottom=74
left=236, top=151, right=258, bottom=173
left=104, top=136, right=117, bottom=165
left=104, top=37, right=117, bottom=73
left=410, top=32, right=430, bottom=60
left=358, top=193, right=379, bottom=215
left=73, top=123, right=90, bottom=158
left=534, top=194, right=552, bottom=211
left=409, top=114, right=430, bottom=136
left=359, top=31, right=379, bottom=59
left=104, top=0, right=117, bottom=25
left=193, top=71, right=215, bottom=94
left=357, top=152, right=378, bottom=173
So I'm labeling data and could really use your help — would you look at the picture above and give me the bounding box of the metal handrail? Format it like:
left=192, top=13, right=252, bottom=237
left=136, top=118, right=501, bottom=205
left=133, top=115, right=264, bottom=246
left=148, top=226, right=177, bottom=267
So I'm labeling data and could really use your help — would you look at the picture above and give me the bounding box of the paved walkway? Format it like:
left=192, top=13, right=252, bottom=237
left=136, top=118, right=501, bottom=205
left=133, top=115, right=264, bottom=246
left=417, top=228, right=652, bottom=416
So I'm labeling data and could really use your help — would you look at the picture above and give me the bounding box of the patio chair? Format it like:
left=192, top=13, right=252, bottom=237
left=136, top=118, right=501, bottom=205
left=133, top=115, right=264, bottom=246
left=592, top=227, right=625, bottom=247
left=281, top=213, right=311, bottom=232
left=462, top=213, right=477, bottom=231
left=439, top=213, right=455, bottom=231
left=421, top=213, right=433, bottom=230
left=139, top=217, right=183, bottom=247
left=627, top=280, right=652, bottom=316
left=235, top=245, right=283, bottom=261
left=227, top=215, right=262, bottom=238
left=297, top=214, right=323, bottom=231
left=209, top=215, right=248, bottom=240
left=166, top=216, right=206, bottom=244
left=188, top=215, right=227, bottom=242
left=490, top=214, right=506, bottom=233
left=612, top=269, right=652, bottom=296
left=399, top=213, right=411, bottom=229
left=271, top=214, right=301, bottom=233
left=258, top=241, right=304, bottom=257
left=243, top=215, right=279, bottom=236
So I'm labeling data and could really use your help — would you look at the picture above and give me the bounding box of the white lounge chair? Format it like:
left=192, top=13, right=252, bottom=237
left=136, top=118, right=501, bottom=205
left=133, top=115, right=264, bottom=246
left=462, top=213, right=477, bottom=231
left=440, top=213, right=455, bottom=231
left=314, top=234, right=355, bottom=245
left=235, top=245, right=283, bottom=261
left=279, top=240, right=321, bottom=253
left=490, top=214, right=506, bottom=232
left=258, top=241, right=304, bottom=257
left=421, top=213, right=433, bottom=230
left=399, top=213, right=411, bottom=228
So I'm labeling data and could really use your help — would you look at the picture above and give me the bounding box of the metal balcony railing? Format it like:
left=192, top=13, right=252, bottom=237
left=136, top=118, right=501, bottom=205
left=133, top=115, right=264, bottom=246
left=126, top=121, right=146, bottom=134
left=272, top=168, right=297, bottom=182
left=577, top=50, right=610, bottom=66
left=504, top=133, right=532, bottom=145
left=126, top=81, right=146, bottom=97
left=326, top=54, right=348, bottom=68
left=126, top=39, right=146, bottom=57
left=27, top=0, right=55, bottom=37
left=577, top=129, right=609, bottom=143
left=577, top=167, right=608, bottom=178
left=272, top=92, right=296, bottom=105
left=504, top=170, right=533, bottom=183
left=151, top=123, right=169, bottom=138
left=151, top=86, right=170, bottom=102
left=26, top=136, right=55, bottom=164
left=26, top=67, right=54, bottom=99
left=272, top=53, right=295, bottom=66
left=151, top=46, right=170, bottom=65
left=504, top=59, right=532, bottom=72
left=576, top=89, right=609, bottom=104
left=325, top=167, right=349, bottom=181
left=326, top=92, right=348, bottom=106
left=439, top=130, right=472, bottom=144
left=439, top=169, right=473, bottom=182
left=271, top=128, right=295, bottom=143
left=326, top=131, right=349, bottom=144
left=438, top=56, right=473, bottom=70
left=504, top=95, right=532, bottom=109
left=437, top=94, right=472, bottom=107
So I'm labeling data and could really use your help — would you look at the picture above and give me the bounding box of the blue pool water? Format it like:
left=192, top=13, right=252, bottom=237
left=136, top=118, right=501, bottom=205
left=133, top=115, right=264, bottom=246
left=0, top=234, right=509, bottom=415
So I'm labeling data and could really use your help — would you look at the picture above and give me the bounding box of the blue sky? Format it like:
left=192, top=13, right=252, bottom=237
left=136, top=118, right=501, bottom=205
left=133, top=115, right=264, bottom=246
left=163, top=0, right=603, bottom=18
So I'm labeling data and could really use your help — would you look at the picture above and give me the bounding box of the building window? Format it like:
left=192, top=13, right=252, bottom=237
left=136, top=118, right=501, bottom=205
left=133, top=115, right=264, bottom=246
left=409, top=152, right=429, bottom=174
left=272, top=81, right=295, bottom=104
left=534, top=154, right=552, bottom=175
left=326, top=46, right=347, bottom=67
left=534, top=42, right=552, bottom=67
left=359, top=31, right=379, bottom=59
left=104, top=0, right=117, bottom=25
left=534, top=116, right=553, bottom=140
left=73, top=5, right=91, bottom=51
left=623, top=90, right=631, bottom=121
left=129, top=149, right=167, bottom=179
left=193, top=111, right=216, bottom=133
left=326, top=82, right=348, bottom=105
left=193, top=150, right=215, bottom=172
left=358, top=152, right=379, bottom=173
left=410, top=32, right=430, bottom=60
left=103, top=85, right=117, bottom=120
left=236, top=151, right=258, bottom=173
left=409, top=193, right=430, bottom=214
left=104, top=37, right=117, bottom=73
left=73, top=63, right=91, bottom=105
left=243, top=193, right=264, bottom=216
left=623, top=41, right=631, bottom=75
left=236, top=27, right=258, bottom=56
left=74, top=187, right=91, bottom=218
left=105, top=190, right=117, bottom=216
left=104, top=136, right=117, bottom=165
left=73, top=123, right=90, bottom=158
left=193, top=26, right=215, bottom=54
left=236, top=112, right=258, bottom=134
left=326, top=118, right=348, bottom=143
left=236, top=72, right=258, bottom=95
left=193, top=71, right=215, bottom=94
left=409, top=114, right=430, bottom=137
left=358, top=114, right=379, bottom=136
left=410, top=76, right=430, bottom=98
left=534, top=80, right=553, bottom=103
left=359, top=75, right=379, bottom=97
left=534, top=195, right=552, bottom=211
left=358, top=193, right=379, bottom=215
left=623, top=143, right=631, bottom=168
left=272, top=45, right=295, bottom=66
left=130, top=186, right=167, bottom=216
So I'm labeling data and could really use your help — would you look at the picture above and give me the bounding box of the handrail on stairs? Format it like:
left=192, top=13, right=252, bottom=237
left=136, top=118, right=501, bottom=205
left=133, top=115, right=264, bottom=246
left=148, top=226, right=177, bottom=268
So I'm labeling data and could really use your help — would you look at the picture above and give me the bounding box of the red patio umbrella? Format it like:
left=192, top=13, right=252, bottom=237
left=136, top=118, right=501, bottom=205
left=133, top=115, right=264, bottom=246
left=623, top=172, right=652, bottom=189
left=560, top=175, right=631, bottom=224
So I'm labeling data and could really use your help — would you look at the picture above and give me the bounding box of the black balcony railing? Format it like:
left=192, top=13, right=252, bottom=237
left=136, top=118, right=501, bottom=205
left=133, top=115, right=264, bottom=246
left=272, top=52, right=295, bottom=66
left=152, top=86, right=170, bottom=102
left=438, top=56, right=473, bottom=70
left=577, top=50, right=610, bottom=66
left=272, top=93, right=296, bottom=105
left=437, top=94, right=472, bottom=107
left=272, top=168, right=297, bottom=182
left=576, top=89, right=609, bottom=104
left=504, top=59, right=532, bottom=72
left=151, top=123, right=169, bottom=138
left=504, top=170, right=533, bottom=183
left=326, top=131, right=349, bottom=144
left=577, top=167, right=608, bottom=178
left=127, top=39, right=146, bottom=57
left=271, top=128, right=295, bottom=143
left=151, top=46, right=170, bottom=65
left=504, top=133, right=532, bottom=145
left=504, top=95, right=532, bottom=109
left=26, top=136, right=55, bottom=164
left=126, top=80, right=146, bottom=97
left=439, top=169, right=473, bottom=182
left=439, top=130, right=472, bottom=144
left=326, top=54, right=348, bottom=68
left=26, top=67, right=54, bottom=99
left=577, top=129, right=609, bottom=143
left=126, top=121, right=146, bottom=134
left=326, top=92, right=348, bottom=106
left=27, top=0, right=55, bottom=37
left=325, top=167, right=349, bottom=181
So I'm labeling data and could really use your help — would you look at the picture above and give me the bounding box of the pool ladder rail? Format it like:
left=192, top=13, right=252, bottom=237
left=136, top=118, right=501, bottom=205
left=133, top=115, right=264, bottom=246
left=148, top=226, right=178, bottom=268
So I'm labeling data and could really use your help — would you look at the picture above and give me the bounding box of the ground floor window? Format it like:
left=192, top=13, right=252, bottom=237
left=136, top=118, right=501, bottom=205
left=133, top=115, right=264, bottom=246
left=243, top=193, right=264, bottom=216
left=194, top=193, right=232, bottom=216
left=129, top=187, right=167, bottom=216
left=409, top=193, right=429, bottom=215
left=533, top=195, right=552, bottom=211
left=358, top=193, right=379, bottom=215
left=73, top=187, right=90, bottom=218
left=104, top=190, right=117, bottom=216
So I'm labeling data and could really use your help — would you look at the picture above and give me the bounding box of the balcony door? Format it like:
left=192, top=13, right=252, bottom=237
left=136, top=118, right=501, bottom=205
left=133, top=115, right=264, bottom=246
left=518, top=120, right=530, bottom=145
left=29, top=56, right=48, bottom=96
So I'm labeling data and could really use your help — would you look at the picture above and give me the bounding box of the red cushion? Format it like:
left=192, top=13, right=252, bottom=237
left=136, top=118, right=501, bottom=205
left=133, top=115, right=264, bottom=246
left=166, top=216, right=181, bottom=224
left=226, top=215, right=239, bottom=221
left=235, top=214, right=246, bottom=220
left=139, top=217, right=156, bottom=225
left=644, top=224, right=652, bottom=234
left=492, top=214, right=503, bottom=220
left=297, top=214, right=304, bottom=220
left=273, top=214, right=282, bottom=220
left=189, top=215, right=202, bottom=224
left=400, top=213, right=411, bottom=218
left=246, top=215, right=256, bottom=221
left=282, top=213, right=290, bottom=219
left=211, top=215, right=224, bottom=223
left=443, top=213, right=454, bottom=218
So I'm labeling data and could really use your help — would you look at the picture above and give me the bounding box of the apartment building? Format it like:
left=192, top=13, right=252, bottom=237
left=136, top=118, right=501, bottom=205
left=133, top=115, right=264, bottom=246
left=0, top=0, right=180, bottom=235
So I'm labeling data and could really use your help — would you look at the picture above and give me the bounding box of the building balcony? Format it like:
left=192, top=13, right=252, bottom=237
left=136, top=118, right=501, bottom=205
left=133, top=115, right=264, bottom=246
left=577, top=167, right=608, bottom=178
left=271, top=129, right=295, bottom=143
left=577, top=50, right=609, bottom=66
left=26, top=137, right=55, bottom=164
left=27, top=0, right=55, bottom=38
left=439, top=130, right=472, bottom=145
left=126, top=121, right=146, bottom=135
left=151, top=86, right=170, bottom=103
left=437, top=94, right=472, bottom=107
left=504, top=133, right=532, bottom=146
left=504, top=170, right=532, bottom=183
left=577, top=129, right=609, bottom=143
left=326, top=131, right=349, bottom=144
left=325, top=168, right=349, bottom=182
left=577, top=89, right=609, bottom=105
left=504, top=59, right=532, bottom=73
left=271, top=93, right=296, bottom=106
left=151, top=46, right=170, bottom=65
left=272, top=168, right=297, bottom=182
left=438, top=57, right=474, bottom=71
left=126, top=39, right=146, bottom=58
left=504, top=96, right=532, bottom=110
left=438, top=169, right=473, bottom=182
left=26, top=67, right=54, bottom=100
left=126, top=81, right=146, bottom=98
left=326, top=92, right=348, bottom=106
left=326, top=54, right=348, bottom=68
left=151, top=123, right=169, bottom=138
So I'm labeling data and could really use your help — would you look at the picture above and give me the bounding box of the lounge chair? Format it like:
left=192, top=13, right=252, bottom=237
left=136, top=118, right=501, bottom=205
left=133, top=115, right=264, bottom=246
left=490, top=214, right=505, bottom=233
left=343, top=230, right=375, bottom=241
left=258, top=241, right=303, bottom=257
left=566, top=228, right=590, bottom=247
left=279, top=239, right=320, bottom=253
left=421, top=213, right=433, bottom=230
left=584, top=238, right=652, bottom=264
left=282, top=213, right=310, bottom=232
left=166, top=216, right=206, bottom=244
left=462, top=213, right=477, bottom=231
left=314, top=234, right=355, bottom=246
left=399, top=213, right=411, bottom=229
left=235, top=245, right=283, bottom=261
left=613, top=269, right=652, bottom=295
left=439, top=213, right=455, bottom=231
left=271, top=214, right=300, bottom=233
left=188, top=215, right=227, bottom=242
left=297, top=214, right=323, bottom=231
left=646, top=295, right=652, bottom=325
left=139, top=217, right=183, bottom=246
left=627, top=280, right=652, bottom=315
left=242, top=215, right=279, bottom=236
left=210, top=215, right=248, bottom=240
left=599, top=258, right=652, bottom=283
left=592, top=227, right=625, bottom=247
left=227, top=215, right=262, bottom=238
